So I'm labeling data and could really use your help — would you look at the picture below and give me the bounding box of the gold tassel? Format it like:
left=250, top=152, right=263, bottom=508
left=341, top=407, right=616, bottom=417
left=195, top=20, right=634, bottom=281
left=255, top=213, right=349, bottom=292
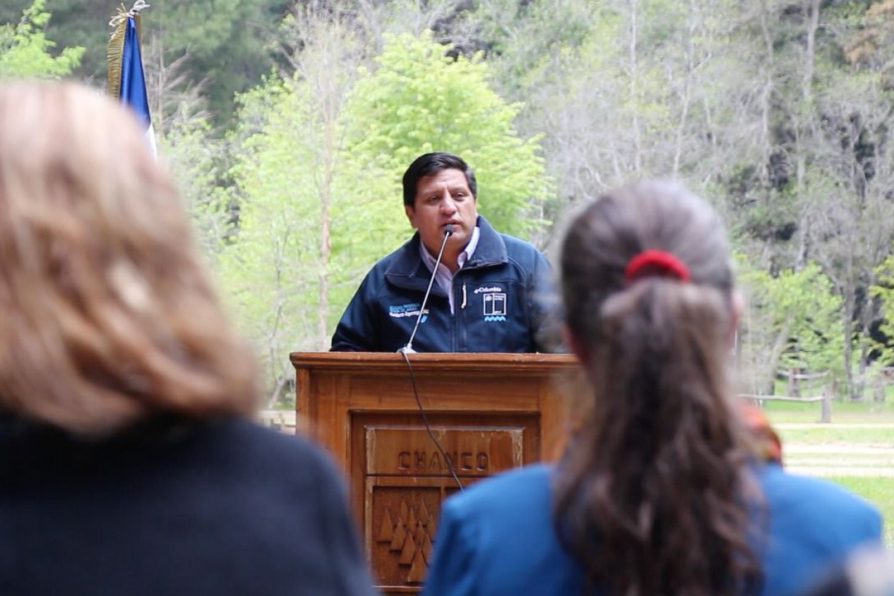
left=107, top=1, right=149, bottom=98
left=107, top=5, right=127, bottom=98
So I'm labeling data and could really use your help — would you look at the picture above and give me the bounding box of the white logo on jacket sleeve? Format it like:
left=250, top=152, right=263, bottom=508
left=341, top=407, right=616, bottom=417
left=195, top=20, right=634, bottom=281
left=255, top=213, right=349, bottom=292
left=389, top=303, right=426, bottom=319
left=482, top=293, right=507, bottom=322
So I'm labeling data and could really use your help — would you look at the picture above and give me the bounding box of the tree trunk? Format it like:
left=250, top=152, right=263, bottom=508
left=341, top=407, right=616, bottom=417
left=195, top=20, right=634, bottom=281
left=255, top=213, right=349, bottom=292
left=873, top=377, right=886, bottom=403
left=842, top=305, right=857, bottom=401
left=764, top=319, right=794, bottom=395
left=788, top=368, right=801, bottom=397
left=628, top=0, right=642, bottom=174
left=820, top=388, right=832, bottom=423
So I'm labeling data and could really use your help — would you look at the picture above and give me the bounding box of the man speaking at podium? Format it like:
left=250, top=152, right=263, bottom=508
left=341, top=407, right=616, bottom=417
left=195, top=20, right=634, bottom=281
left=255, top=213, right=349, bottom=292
left=331, top=152, right=553, bottom=353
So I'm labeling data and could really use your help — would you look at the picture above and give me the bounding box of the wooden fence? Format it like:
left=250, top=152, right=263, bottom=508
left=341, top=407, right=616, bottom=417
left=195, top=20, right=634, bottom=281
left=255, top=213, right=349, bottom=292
left=740, top=393, right=832, bottom=423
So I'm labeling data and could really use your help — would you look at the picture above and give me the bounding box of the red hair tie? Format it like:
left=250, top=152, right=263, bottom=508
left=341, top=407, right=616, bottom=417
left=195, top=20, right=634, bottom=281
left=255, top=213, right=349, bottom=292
left=625, top=249, right=691, bottom=283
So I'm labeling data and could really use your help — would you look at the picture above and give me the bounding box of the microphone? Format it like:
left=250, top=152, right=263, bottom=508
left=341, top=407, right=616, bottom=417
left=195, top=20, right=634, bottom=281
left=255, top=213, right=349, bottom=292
left=398, top=225, right=454, bottom=354
left=397, top=224, right=464, bottom=491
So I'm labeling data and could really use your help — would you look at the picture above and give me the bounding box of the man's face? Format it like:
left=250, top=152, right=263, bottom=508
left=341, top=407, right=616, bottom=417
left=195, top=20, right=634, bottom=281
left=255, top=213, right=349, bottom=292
left=405, top=168, right=479, bottom=259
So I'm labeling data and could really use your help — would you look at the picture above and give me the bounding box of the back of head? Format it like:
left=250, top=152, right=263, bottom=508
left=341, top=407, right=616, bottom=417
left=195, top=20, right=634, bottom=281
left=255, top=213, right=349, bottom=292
left=401, top=152, right=477, bottom=206
left=0, top=81, right=259, bottom=435
left=555, top=181, right=761, bottom=595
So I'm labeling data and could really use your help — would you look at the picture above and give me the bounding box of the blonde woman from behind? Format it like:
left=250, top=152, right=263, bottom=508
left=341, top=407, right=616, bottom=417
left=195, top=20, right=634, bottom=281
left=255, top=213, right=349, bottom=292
left=0, top=81, right=375, bottom=596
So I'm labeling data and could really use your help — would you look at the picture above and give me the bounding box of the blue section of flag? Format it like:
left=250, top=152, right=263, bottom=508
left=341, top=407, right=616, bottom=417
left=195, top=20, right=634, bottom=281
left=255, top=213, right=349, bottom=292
left=120, top=18, right=151, bottom=128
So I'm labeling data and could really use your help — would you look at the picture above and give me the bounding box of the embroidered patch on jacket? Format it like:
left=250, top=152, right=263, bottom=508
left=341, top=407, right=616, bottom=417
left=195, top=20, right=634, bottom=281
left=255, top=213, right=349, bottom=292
left=482, top=292, right=507, bottom=322
left=474, top=285, right=502, bottom=295
left=389, top=303, right=426, bottom=319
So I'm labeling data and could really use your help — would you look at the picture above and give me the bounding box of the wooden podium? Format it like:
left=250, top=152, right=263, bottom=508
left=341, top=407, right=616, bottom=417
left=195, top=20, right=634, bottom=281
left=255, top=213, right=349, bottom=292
left=290, top=352, right=577, bottom=594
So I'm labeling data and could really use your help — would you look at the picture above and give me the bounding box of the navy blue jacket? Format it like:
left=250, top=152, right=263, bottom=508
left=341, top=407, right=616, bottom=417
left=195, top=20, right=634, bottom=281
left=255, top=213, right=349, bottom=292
left=0, top=415, right=377, bottom=596
left=331, top=216, right=554, bottom=353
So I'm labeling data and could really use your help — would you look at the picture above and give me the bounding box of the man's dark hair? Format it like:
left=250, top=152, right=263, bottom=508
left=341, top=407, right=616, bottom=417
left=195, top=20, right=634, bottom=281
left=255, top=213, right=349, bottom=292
left=401, top=152, right=477, bottom=207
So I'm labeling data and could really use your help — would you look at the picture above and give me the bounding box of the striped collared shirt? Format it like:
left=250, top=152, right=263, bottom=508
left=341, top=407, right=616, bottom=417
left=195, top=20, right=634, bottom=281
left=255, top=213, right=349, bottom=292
left=418, top=226, right=480, bottom=314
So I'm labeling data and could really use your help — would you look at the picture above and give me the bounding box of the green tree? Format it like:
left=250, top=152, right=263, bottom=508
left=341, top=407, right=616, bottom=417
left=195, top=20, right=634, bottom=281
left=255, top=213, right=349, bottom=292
left=141, top=0, right=289, bottom=122
left=795, top=2, right=894, bottom=400
left=345, top=31, right=551, bottom=241
left=0, top=0, right=288, bottom=123
left=159, top=102, right=229, bottom=260
left=0, top=0, right=83, bottom=78
left=220, top=29, right=550, bottom=402
left=871, top=255, right=894, bottom=365
left=460, top=0, right=756, bottom=232
left=219, top=6, right=372, bottom=403
left=739, top=262, right=844, bottom=395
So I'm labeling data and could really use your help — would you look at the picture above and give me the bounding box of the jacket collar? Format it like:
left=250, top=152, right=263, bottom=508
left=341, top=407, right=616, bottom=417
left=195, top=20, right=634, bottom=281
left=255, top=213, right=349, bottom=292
left=384, top=216, right=507, bottom=292
left=464, top=216, right=508, bottom=268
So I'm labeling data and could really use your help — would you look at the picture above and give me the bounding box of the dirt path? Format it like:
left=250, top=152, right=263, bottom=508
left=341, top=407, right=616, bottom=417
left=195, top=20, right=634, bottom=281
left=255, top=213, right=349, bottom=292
left=783, top=442, right=894, bottom=477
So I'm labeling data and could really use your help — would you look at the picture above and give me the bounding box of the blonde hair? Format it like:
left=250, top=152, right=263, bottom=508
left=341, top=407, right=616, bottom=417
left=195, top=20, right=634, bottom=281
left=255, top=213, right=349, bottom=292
left=0, top=81, right=259, bottom=434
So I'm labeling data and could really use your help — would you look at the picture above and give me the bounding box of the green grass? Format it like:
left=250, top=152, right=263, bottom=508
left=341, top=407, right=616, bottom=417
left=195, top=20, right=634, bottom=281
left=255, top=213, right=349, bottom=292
left=761, top=399, right=894, bottom=424
left=759, top=403, right=894, bottom=546
left=824, top=476, right=894, bottom=547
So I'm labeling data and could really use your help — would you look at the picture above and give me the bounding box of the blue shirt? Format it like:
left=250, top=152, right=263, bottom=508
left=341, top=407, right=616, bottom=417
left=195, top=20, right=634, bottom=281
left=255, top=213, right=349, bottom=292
left=424, top=464, right=883, bottom=596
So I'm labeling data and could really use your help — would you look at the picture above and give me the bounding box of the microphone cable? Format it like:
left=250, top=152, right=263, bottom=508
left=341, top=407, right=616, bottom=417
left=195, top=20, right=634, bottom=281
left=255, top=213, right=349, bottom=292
left=400, top=348, right=464, bottom=492
left=398, top=224, right=464, bottom=491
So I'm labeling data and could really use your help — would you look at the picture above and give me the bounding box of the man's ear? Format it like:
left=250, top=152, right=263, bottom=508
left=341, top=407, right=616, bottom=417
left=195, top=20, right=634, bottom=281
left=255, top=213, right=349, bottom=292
left=404, top=204, right=417, bottom=229
left=563, top=325, right=589, bottom=365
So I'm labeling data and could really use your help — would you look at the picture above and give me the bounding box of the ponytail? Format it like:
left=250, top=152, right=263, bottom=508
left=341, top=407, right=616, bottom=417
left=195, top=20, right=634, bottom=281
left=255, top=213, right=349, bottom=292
left=554, top=183, right=763, bottom=596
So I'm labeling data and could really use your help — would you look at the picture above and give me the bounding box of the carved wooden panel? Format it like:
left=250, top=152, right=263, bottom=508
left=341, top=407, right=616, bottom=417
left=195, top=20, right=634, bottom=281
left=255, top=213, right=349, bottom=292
left=366, top=481, right=452, bottom=587
left=354, top=413, right=538, bottom=593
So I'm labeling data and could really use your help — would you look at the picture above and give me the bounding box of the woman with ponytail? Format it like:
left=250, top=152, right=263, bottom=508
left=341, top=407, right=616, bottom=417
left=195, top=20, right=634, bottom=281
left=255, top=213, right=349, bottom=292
left=423, top=181, right=882, bottom=596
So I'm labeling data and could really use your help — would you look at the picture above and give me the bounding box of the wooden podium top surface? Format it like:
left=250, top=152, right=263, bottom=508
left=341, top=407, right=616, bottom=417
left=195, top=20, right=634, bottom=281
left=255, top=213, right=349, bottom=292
left=290, top=351, right=578, bottom=374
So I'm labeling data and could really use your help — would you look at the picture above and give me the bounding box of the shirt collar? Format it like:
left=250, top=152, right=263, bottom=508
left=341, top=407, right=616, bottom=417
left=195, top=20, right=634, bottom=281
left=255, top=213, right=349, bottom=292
left=419, top=225, right=480, bottom=273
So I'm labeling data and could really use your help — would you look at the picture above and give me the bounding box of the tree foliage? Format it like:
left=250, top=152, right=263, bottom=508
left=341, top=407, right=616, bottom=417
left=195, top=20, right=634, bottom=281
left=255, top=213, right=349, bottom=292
left=218, top=8, right=375, bottom=402
left=739, top=262, right=844, bottom=393
left=0, top=0, right=288, bottom=121
left=345, top=31, right=550, bottom=240
left=218, top=26, right=550, bottom=402
left=872, top=256, right=894, bottom=362
left=461, top=0, right=894, bottom=400
left=9, top=0, right=894, bottom=403
left=0, top=0, right=83, bottom=79
left=141, top=0, right=290, bottom=120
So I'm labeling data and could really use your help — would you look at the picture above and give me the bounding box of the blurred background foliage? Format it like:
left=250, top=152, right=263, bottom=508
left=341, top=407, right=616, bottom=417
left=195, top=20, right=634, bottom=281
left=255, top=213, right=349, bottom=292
left=5, top=0, right=894, bottom=408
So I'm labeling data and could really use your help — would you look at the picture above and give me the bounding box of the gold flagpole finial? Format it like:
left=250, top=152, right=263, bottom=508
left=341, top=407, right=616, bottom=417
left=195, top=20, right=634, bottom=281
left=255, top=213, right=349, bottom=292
left=108, top=0, right=150, bottom=28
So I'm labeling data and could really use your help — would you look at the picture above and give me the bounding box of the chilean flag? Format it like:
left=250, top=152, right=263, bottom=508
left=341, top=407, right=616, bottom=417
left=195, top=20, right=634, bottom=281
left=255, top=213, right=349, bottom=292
left=111, top=11, right=156, bottom=156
